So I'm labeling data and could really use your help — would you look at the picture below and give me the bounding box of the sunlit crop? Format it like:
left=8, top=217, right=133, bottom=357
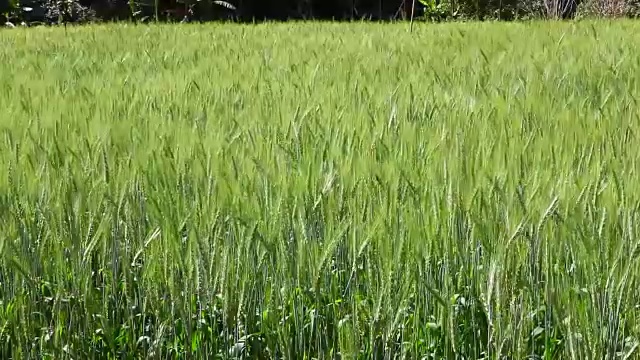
left=1, top=21, right=639, bottom=359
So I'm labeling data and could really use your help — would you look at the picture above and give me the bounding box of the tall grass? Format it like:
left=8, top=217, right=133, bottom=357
left=1, top=20, right=640, bottom=359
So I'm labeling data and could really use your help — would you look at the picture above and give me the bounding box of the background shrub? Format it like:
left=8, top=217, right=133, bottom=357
left=0, top=0, right=611, bottom=24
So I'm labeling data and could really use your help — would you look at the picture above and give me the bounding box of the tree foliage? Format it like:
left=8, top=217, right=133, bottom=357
left=1, top=0, right=638, bottom=27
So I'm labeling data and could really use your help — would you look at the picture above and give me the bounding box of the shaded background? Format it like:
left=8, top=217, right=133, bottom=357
left=3, top=0, right=598, bottom=25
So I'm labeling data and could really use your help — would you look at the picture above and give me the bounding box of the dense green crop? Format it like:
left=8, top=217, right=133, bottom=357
left=1, top=21, right=640, bottom=359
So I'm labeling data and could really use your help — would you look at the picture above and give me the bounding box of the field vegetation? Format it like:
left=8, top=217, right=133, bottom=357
left=1, top=21, right=640, bottom=359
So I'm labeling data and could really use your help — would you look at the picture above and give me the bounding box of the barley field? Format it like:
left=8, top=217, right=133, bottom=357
left=1, top=21, right=640, bottom=359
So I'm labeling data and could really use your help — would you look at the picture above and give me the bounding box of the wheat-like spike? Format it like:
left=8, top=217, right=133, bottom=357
left=213, top=0, right=236, bottom=10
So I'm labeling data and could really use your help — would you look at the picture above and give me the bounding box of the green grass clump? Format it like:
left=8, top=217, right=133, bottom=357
left=1, top=20, right=640, bottom=359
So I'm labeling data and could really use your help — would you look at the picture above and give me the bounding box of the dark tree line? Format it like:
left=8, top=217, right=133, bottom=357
left=1, top=0, right=608, bottom=26
left=3, top=0, right=417, bottom=23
